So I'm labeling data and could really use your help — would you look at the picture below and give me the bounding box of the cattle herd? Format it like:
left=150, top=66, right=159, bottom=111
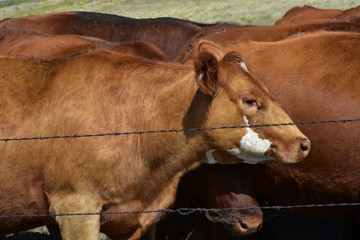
left=0, top=4, right=359, bottom=240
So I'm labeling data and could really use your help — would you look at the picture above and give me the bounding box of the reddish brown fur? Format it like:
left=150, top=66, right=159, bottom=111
left=275, top=5, right=342, bottom=25
left=0, top=42, right=308, bottom=239
left=275, top=5, right=360, bottom=25
left=4, top=10, right=358, bottom=238
left=162, top=31, right=360, bottom=239
left=0, top=11, right=210, bottom=60
left=334, top=6, right=360, bottom=23
left=2, top=11, right=359, bottom=63
left=0, top=28, right=168, bottom=61
left=176, top=19, right=360, bottom=63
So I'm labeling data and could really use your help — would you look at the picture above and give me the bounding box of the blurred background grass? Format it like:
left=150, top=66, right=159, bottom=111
left=0, top=0, right=359, bottom=25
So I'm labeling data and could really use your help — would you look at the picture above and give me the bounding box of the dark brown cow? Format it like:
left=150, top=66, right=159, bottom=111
left=161, top=31, right=360, bottom=239
left=158, top=164, right=263, bottom=240
left=0, top=11, right=211, bottom=61
left=0, top=41, right=309, bottom=239
left=275, top=5, right=360, bottom=25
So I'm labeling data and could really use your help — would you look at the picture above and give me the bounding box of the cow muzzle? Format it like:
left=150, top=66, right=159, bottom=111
left=266, top=137, right=311, bottom=164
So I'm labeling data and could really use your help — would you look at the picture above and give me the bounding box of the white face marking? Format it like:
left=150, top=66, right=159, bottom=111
left=206, top=150, right=217, bottom=164
left=240, top=62, right=249, bottom=72
left=226, top=115, right=275, bottom=164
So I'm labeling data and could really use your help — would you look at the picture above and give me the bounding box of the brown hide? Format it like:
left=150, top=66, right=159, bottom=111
left=275, top=5, right=342, bottom=25
left=233, top=31, right=360, bottom=209
left=0, top=44, right=307, bottom=239
left=161, top=164, right=262, bottom=240
left=275, top=5, right=360, bottom=25
left=0, top=11, right=209, bottom=61
left=2, top=11, right=359, bottom=62
left=164, top=32, right=360, bottom=239
left=0, top=30, right=168, bottom=61
left=176, top=19, right=360, bottom=63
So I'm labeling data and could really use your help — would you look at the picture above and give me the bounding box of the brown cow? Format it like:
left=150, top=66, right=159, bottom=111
left=0, top=41, right=309, bottom=239
left=5, top=11, right=359, bottom=238
left=0, top=11, right=211, bottom=61
left=1, top=12, right=359, bottom=239
left=161, top=31, right=360, bottom=239
left=275, top=5, right=342, bottom=25
left=275, top=5, right=360, bottom=25
left=158, top=164, right=263, bottom=240
left=2, top=11, right=360, bottom=63
left=0, top=29, right=168, bottom=61
left=176, top=18, right=360, bottom=63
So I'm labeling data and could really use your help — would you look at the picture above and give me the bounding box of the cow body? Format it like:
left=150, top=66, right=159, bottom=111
left=0, top=42, right=309, bottom=239
left=3, top=10, right=356, bottom=239
left=275, top=5, right=360, bottom=25
left=275, top=5, right=342, bottom=25
left=162, top=31, right=360, bottom=239
left=2, top=11, right=359, bottom=63
left=235, top=31, right=360, bottom=209
left=0, top=11, right=210, bottom=61
left=0, top=30, right=168, bottom=61
left=176, top=19, right=360, bottom=63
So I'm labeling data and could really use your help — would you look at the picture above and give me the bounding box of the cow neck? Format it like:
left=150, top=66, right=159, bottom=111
left=138, top=69, right=210, bottom=175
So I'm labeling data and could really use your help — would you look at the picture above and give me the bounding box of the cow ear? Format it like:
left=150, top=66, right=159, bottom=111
left=194, top=41, right=224, bottom=97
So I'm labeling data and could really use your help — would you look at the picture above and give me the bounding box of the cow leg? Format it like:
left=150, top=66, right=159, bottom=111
left=49, top=193, right=102, bottom=240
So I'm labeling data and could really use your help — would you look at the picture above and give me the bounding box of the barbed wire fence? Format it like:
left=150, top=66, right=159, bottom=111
left=1, top=203, right=360, bottom=220
left=0, top=117, right=360, bottom=221
left=1, top=118, right=360, bottom=142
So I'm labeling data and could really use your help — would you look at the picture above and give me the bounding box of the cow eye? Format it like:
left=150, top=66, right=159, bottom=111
left=243, top=98, right=259, bottom=108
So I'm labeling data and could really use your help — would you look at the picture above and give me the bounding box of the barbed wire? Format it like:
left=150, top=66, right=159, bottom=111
left=0, top=202, right=359, bottom=219
left=1, top=118, right=359, bottom=142
left=0, top=119, right=359, bottom=220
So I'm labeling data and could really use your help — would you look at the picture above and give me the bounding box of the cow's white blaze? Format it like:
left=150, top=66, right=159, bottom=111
left=206, top=149, right=217, bottom=164
left=226, top=115, right=275, bottom=164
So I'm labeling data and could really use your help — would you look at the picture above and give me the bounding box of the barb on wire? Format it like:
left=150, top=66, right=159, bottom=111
left=1, top=118, right=360, bottom=142
left=0, top=203, right=359, bottom=219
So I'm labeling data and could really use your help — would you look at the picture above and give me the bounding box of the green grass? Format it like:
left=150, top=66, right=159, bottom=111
left=0, top=0, right=359, bottom=25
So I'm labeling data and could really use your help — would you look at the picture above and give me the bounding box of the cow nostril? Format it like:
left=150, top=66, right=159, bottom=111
left=301, top=143, right=308, bottom=152
left=239, top=220, right=248, bottom=230
left=300, top=139, right=311, bottom=156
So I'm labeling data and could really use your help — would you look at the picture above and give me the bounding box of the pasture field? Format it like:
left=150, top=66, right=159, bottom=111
left=0, top=0, right=359, bottom=25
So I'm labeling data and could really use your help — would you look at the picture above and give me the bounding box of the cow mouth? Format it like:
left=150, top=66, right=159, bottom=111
left=230, top=219, right=262, bottom=236
left=206, top=210, right=262, bottom=236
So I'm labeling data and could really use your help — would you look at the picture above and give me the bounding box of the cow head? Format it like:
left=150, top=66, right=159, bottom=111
left=204, top=192, right=263, bottom=237
left=192, top=40, right=310, bottom=164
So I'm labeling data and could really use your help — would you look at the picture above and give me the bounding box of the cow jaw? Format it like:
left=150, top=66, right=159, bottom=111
left=226, top=115, right=275, bottom=164
left=205, top=115, right=275, bottom=165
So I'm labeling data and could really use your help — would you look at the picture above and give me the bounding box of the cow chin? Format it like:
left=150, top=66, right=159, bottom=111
left=229, top=216, right=263, bottom=237
left=205, top=148, right=275, bottom=165
left=226, top=148, right=276, bottom=164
